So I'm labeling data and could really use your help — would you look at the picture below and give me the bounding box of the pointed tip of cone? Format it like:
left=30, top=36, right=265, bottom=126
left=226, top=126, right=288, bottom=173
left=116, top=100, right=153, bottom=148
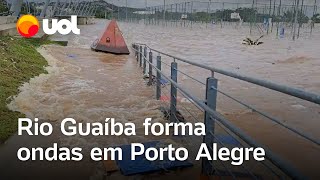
left=91, top=20, right=130, bottom=55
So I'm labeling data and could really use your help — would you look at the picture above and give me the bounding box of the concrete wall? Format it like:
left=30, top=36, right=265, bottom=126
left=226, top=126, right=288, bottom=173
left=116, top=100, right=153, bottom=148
left=0, top=27, right=17, bottom=36
left=0, top=16, right=18, bottom=36
left=0, top=16, right=17, bottom=25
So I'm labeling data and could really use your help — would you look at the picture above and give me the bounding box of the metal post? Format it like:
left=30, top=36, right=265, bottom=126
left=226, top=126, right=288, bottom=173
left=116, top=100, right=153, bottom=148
left=134, top=45, right=138, bottom=60
left=143, top=47, right=147, bottom=74
left=250, top=0, right=254, bottom=34
left=293, top=0, right=300, bottom=40
left=139, top=46, right=143, bottom=67
left=201, top=76, right=218, bottom=175
left=297, top=0, right=304, bottom=39
left=170, top=62, right=178, bottom=122
left=126, top=0, right=128, bottom=22
left=117, top=6, right=119, bottom=20
left=148, top=51, right=153, bottom=86
left=191, top=1, right=193, bottom=28
left=311, top=0, right=317, bottom=34
left=156, top=56, right=162, bottom=100
left=163, top=0, right=166, bottom=26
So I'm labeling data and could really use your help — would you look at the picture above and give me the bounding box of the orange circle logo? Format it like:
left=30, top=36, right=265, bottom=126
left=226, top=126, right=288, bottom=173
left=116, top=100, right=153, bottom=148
left=16, top=15, right=40, bottom=38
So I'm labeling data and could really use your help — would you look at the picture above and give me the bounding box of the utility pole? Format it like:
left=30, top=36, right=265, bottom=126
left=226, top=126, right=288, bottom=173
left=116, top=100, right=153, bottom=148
left=250, top=0, right=255, bottom=34
left=126, top=0, right=128, bottom=22
left=311, top=0, right=317, bottom=34
left=209, top=0, right=212, bottom=25
left=145, top=0, right=147, bottom=24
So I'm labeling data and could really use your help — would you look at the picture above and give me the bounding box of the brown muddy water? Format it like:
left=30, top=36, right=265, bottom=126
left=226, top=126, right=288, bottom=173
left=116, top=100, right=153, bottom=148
left=0, top=19, right=319, bottom=179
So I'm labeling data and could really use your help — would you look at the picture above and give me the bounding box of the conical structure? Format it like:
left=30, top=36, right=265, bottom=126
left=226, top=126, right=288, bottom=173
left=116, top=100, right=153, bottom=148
left=91, top=20, right=130, bottom=55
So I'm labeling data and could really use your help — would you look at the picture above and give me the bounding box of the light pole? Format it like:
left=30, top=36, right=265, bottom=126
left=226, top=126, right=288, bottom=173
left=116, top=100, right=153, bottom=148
left=111, top=0, right=113, bottom=19
left=163, top=0, right=166, bottom=25
left=126, top=0, right=128, bottom=22
left=144, top=0, right=147, bottom=24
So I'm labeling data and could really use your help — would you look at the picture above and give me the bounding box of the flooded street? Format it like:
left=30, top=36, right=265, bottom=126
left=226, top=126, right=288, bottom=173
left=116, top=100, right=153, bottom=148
left=1, top=19, right=319, bottom=179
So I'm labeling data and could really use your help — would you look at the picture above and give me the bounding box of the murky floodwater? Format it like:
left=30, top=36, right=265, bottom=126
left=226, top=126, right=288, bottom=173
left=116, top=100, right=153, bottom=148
left=1, top=19, right=319, bottom=179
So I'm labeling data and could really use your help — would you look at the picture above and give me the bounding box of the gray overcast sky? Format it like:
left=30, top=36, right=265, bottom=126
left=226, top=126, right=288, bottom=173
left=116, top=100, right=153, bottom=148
left=104, top=0, right=320, bottom=8
left=9, top=0, right=320, bottom=8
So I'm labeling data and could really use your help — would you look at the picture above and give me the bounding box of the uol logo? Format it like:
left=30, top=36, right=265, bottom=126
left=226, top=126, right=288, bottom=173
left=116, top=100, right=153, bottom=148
left=17, top=15, right=80, bottom=38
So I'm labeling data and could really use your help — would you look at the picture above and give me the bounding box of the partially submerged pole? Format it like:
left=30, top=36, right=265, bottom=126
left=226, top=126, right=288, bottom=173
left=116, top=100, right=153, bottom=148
left=126, top=0, right=128, bottom=22
left=293, top=0, right=300, bottom=40
left=311, top=0, right=317, bottom=34
left=163, top=0, right=166, bottom=26
left=297, top=0, right=304, bottom=39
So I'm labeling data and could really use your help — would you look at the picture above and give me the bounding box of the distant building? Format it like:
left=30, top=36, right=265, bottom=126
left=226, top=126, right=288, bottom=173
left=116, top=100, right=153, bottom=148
left=133, top=11, right=154, bottom=15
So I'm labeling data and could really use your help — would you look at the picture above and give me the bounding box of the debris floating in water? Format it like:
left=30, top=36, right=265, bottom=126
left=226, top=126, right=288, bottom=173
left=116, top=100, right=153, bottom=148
left=242, top=35, right=264, bottom=46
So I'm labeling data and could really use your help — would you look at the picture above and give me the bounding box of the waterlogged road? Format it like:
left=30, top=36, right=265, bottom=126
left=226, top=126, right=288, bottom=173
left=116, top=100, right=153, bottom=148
left=0, top=19, right=319, bottom=179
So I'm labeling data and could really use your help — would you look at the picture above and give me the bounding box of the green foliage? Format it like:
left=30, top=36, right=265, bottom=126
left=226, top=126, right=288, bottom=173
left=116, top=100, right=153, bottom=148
left=212, top=9, right=235, bottom=22
left=283, top=10, right=309, bottom=24
left=188, top=7, right=309, bottom=24
left=0, top=0, right=8, bottom=13
left=209, top=8, right=262, bottom=23
left=0, top=36, right=52, bottom=143
left=311, top=13, right=320, bottom=23
left=193, top=12, right=211, bottom=22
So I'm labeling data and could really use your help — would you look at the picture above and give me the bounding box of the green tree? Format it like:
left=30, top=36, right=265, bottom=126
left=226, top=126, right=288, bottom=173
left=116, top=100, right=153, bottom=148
left=311, top=13, right=320, bottom=23
left=236, top=8, right=259, bottom=22
left=0, top=0, right=8, bottom=14
left=283, top=10, right=309, bottom=23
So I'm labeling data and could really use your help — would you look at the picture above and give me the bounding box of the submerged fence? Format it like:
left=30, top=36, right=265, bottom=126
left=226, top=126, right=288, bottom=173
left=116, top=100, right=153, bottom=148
left=131, top=43, right=320, bottom=179
left=113, top=1, right=320, bottom=40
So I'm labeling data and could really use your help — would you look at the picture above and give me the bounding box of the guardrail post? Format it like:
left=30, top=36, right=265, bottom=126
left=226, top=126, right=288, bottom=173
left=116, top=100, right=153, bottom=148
left=156, top=56, right=162, bottom=100
left=139, top=46, right=142, bottom=67
left=136, top=45, right=139, bottom=61
left=133, top=44, right=137, bottom=59
left=143, top=47, right=147, bottom=74
left=148, top=51, right=153, bottom=86
left=170, top=62, right=178, bottom=122
left=202, top=77, right=218, bottom=175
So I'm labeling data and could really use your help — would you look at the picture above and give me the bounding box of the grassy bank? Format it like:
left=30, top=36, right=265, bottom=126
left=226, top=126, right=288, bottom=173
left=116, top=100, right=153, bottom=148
left=0, top=36, right=56, bottom=143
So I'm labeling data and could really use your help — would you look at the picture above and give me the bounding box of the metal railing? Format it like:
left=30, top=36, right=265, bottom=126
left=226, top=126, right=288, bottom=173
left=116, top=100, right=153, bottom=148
left=132, top=43, right=320, bottom=179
